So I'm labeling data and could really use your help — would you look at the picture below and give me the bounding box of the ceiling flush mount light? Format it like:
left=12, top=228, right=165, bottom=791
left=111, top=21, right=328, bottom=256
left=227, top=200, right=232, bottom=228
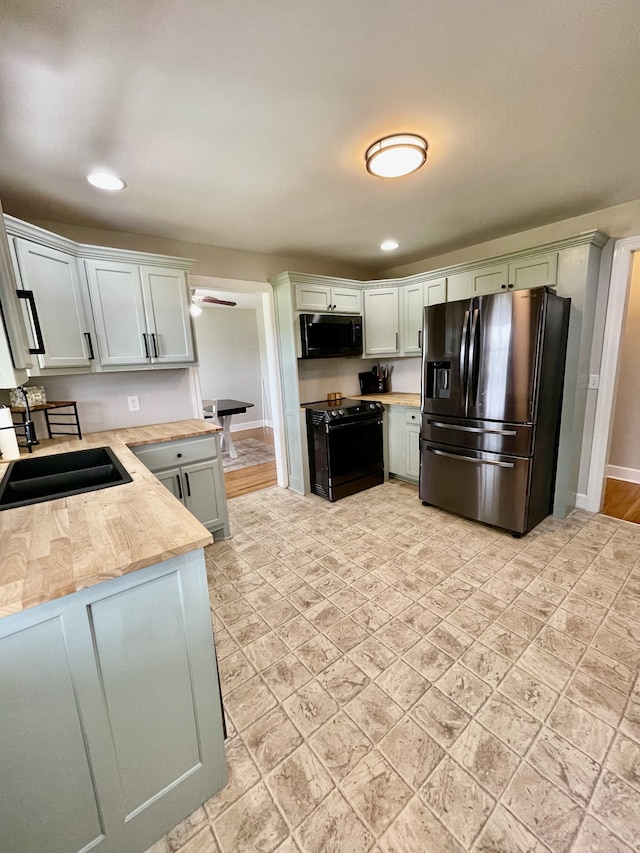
left=365, top=133, right=428, bottom=178
left=380, top=239, right=400, bottom=251
left=86, top=172, right=127, bottom=191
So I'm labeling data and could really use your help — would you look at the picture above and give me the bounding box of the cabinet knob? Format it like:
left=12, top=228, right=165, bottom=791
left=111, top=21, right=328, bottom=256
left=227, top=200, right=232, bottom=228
left=501, top=284, right=507, bottom=289
left=508, top=283, right=514, bottom=289
left=177, top=452, right=182, bottom=458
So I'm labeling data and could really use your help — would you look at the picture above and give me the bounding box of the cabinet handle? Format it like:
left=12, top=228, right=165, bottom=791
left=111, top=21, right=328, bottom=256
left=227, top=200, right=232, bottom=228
left=142, top=333, right=150, bottom=358
left=151, top=332, right=159, bottom=358
left=184, top=472, right=191, bottom=497
left=84, top=332, right=95, bottom=360
left=176, top=474, right=183, bottom=500
left=418, top=329, right=422, bottom=349
left=16, top=289, right=46, bottom=354
left=395, top=331, right=399, bottom=350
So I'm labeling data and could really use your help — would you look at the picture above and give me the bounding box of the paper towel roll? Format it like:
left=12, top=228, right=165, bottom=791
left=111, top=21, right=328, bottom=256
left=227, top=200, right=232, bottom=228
left=0, top=407, right=20, bottom=461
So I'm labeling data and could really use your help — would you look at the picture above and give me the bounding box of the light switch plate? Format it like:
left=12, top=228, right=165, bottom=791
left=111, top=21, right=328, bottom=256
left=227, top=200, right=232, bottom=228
left=588, top=374, right=599, bottom=390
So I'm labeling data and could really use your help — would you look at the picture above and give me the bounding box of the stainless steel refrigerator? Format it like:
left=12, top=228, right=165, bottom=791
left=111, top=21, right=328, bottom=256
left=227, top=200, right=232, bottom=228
left=420, top=287, right=570, bottom=536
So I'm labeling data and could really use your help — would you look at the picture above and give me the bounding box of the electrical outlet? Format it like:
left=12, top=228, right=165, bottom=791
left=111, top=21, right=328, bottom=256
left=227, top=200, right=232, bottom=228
left=588, top=374, right=599, bottom=390
left=127, top=395, right=140, bottom=412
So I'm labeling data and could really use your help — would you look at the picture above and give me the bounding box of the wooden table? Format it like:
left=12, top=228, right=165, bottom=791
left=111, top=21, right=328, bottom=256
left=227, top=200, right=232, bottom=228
left=205, top=399, right=254, bottom=459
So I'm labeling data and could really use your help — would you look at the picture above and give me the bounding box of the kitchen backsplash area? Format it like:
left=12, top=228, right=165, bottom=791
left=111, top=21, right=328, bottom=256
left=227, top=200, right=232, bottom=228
left=297, top=356, right=421, bottom=403
left=4, top=369, right=196, bottom=435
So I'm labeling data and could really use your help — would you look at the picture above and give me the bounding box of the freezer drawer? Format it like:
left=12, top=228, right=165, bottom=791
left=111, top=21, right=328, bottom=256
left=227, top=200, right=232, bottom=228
left=421, top=414, right=533, bottom=456
left=419, top=440, right=531, bottom=534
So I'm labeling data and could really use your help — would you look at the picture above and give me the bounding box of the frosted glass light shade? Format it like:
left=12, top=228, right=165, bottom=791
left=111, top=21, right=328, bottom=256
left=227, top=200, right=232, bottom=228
left=86, top=172, right=127, bottom=191
left=365, top=134, right=428, bottom=178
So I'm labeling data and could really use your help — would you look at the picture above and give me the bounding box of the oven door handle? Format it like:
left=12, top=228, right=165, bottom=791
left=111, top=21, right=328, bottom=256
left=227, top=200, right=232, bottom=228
left=326, top=417, right=383, bottom=432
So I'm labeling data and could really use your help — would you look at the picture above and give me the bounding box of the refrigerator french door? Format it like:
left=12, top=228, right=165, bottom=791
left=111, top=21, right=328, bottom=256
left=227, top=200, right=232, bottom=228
left=420, top=287, right=570, bottom=535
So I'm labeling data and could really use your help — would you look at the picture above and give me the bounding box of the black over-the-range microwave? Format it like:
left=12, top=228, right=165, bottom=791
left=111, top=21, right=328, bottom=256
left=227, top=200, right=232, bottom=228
left=299, top=313, right=364, bottom=359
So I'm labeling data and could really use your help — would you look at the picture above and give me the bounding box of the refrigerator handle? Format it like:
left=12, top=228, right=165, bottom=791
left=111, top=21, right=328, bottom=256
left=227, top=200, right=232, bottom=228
left=469, top=307, right=481, bottom=406
left=459, top=309, right=470, bottom=412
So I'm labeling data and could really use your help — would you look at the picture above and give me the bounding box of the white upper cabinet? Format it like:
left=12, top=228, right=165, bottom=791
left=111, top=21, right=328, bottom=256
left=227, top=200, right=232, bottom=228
left=446, top=252, right=558, bottom=302
left=86, top=261, right=194, bottom=367
left=401, top=277, right=447, bottom=355
left=363, top=288, right=400, bottom=356
left=509, top=252, right=558, bottom=291
left=139, top=266, right=195, bottom=363
left=13, top=239, right=95, bottom=372
left=295, top=282, right=362, bottom=314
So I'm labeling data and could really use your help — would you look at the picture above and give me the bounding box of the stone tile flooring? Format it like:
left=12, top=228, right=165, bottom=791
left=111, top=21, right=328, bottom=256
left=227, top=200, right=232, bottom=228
left=148, top=481, right=640, bottom=852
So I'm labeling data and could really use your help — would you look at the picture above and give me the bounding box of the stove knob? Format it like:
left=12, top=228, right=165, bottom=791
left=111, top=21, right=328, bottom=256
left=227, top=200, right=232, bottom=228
left=338, top=409, right=345, bottom=416
left=369, top=403, right=375, bottom=410
left=330, top=411, right=338, bottom=418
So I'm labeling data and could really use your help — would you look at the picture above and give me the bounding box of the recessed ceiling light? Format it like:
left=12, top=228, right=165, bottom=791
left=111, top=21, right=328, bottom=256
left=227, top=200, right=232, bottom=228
left=86, top=172, right=127, bottom=191
left=365, top=134, right=428, bottom=178
left=380, top=239, right=400, bottom=251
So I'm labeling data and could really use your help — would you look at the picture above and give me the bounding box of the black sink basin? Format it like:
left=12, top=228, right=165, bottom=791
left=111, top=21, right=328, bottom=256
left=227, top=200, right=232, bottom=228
left=0, top=447, right=133, bottom=510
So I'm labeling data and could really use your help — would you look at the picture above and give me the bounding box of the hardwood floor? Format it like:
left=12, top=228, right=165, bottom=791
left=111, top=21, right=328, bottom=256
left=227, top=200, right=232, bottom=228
left=600, top=477, right=640, bottom=524
left=223, top=427, right=278, bottom=499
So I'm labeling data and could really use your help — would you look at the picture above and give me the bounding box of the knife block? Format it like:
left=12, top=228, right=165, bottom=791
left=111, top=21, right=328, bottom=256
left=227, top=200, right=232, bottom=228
left=359, top=372, right=388, bottom=394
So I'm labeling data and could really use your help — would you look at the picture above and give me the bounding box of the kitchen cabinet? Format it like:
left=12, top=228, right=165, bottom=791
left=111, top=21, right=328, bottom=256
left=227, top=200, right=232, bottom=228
left=130, top=434, right=230, bottom=539
left=0, top=550, right=227, bottom=853
left=0, top=202, right=30, bottom=388
left=363, top=287, right=400, bottom=356
left=387, top=405, right=420, bottom=484
left=11, top=238, right=95, bottom=373
left=86, top=260, right=195, bottom=367
left=400, top=277, right=447, bottom=355
left=447, top=252, right=558, bottom=302
left=295, top=282, right=362, bottom=314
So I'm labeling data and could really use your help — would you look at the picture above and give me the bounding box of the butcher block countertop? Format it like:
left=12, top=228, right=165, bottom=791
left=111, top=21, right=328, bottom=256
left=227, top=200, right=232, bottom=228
left=0, top=419, right=222, bottom=618
left=356, top=392, right=421, bottom=407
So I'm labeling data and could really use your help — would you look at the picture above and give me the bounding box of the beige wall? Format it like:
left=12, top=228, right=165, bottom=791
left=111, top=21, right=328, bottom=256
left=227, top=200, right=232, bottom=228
left=608, top=252, right=640, bottom=474
left=382, top=198, right=640, bottom=277
left=20, top=219, right=369, bottom=283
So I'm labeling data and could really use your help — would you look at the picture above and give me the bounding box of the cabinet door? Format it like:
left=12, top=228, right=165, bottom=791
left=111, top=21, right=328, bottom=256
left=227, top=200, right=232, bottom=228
left=387, top=406, right=406, bottom=477
left=364, top=288, right=400, bottom=355
left=401, top=282, right=424, bottom=355
left=447, top=271, right=472, bottom=302
left=14, top=240, right=93, bottom=371
left=140, top=266, right=195, bottom=363
left=425, top=277, right=447, bottom=306
left=85, top=260, right=149, bottom=366
left=295, top=283, right=332, bottom=312
left=331, top=286, right=362, bottom=314
left=405, top=421, right=421, bottom=482
left=182, top=461, right=224, bottom=529
left=156, top=466, right=184, bottom=503
left=508, top=252, right=558, bottom=290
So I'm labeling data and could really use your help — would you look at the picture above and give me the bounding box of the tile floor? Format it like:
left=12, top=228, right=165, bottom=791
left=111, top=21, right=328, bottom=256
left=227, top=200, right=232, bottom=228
left=148, top=480, right=640, bottom=853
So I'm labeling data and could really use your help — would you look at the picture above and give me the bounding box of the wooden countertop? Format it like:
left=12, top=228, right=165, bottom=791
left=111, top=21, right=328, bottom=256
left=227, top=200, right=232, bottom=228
left=0, top=420, right=222, bottom=619
left=356, top=392, right=421, bottom=407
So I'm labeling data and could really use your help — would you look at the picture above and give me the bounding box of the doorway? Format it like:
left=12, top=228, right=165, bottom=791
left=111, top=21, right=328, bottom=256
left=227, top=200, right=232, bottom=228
left=186, top=275, right=286, bottom=496
left=586, top=237, right=640, bottom=516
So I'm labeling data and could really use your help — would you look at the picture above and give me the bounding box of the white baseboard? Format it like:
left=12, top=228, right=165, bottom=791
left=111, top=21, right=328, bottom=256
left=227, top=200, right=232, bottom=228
left=575, top=492, right=589, bottom=510
left=607, top=465, right=640, bottom=485
left=229, top=418, right=271, bottom=433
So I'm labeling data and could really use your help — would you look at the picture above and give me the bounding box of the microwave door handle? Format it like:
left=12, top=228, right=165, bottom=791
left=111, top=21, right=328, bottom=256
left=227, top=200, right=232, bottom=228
left=349, top=319, right=355, bottom=347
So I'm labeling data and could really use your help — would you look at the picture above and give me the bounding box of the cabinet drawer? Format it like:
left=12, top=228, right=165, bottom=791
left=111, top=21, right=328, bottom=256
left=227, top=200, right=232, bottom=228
left=130, top=435, right=218, bottom=471
left=405, top=408, right=420, bottom=425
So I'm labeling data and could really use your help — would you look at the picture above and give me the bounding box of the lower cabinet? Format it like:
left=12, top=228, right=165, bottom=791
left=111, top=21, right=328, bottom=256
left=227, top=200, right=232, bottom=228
left=0, top=550, right=227, bottom=853
left=131, top=434, right=230, bottom=539
left=387, top=406, right=421, bottom=484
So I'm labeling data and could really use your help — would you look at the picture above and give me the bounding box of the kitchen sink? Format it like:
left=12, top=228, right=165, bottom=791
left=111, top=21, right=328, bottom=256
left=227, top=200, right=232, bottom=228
left=0, top=446, right=133, bottom=510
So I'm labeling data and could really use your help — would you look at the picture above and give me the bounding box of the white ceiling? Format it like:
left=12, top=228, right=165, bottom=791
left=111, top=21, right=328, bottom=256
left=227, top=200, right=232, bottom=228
left=2, top=0, right=640, bottom=271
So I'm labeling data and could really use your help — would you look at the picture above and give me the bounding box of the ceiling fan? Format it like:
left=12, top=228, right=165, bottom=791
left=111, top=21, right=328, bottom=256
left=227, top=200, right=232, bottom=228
left=197, top=295, right=237, bottom=307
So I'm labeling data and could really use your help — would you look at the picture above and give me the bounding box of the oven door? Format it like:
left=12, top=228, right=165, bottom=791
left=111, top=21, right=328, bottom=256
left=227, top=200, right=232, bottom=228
left=327, top=415, right=384, bottom=486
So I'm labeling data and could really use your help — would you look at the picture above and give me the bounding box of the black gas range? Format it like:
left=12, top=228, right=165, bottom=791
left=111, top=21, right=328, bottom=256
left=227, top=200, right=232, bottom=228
left=303, top=398, right=385, bottom=501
